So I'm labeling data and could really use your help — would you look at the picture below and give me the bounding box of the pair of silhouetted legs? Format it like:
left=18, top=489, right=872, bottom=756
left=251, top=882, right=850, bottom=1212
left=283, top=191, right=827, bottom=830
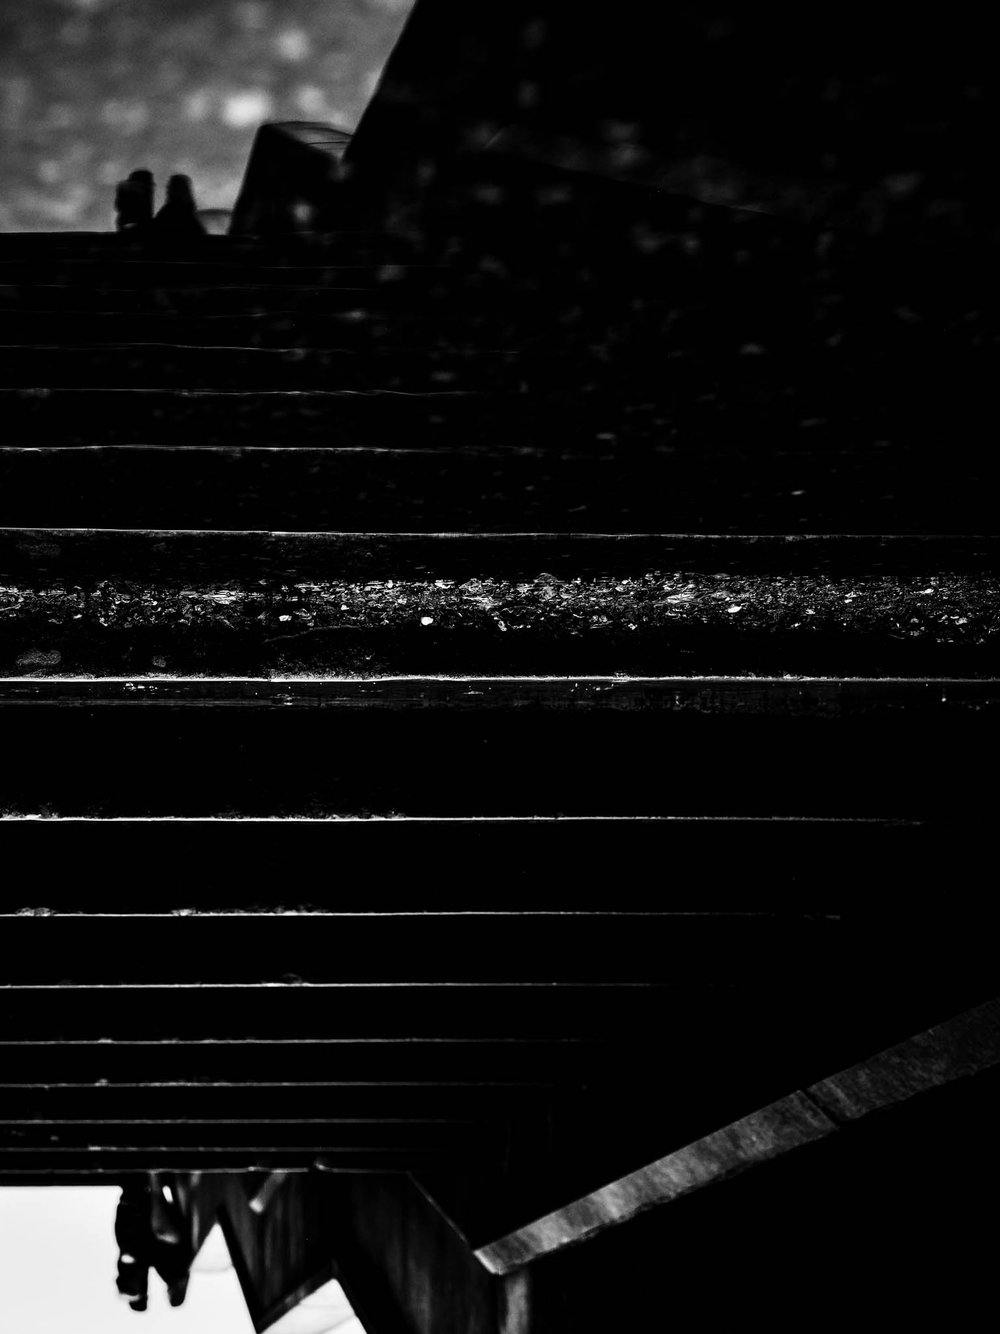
left=115, top=1173, right=193, bottom=1311
left=114, top=170, right=205, bottom=236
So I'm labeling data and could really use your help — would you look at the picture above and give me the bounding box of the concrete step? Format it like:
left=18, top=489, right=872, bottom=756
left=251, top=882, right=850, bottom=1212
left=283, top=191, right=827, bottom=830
left=0, top=980, right=990, bottom=1186
left=0, top=816, right=933, bottom=911
left=0, top=337, right=988, bottom=462
left=0, top=531, right=995, bottom=677
left=0, top=1119, right=490, bottom=1152
left=0, top=387, right=484, bottom=448
left=0, top=229, right=429, bottom=266
left=0, top=344, right=533, bottom=391
left=0, top=279, right=448, bottom=315
left=0, top=705, right=994, bottom=819
left=0, top=442, right=994, bottom=533
left=0, top=981, right=808, bottom=1042
left=0, top=912, right=839, bottom=985
left=0, top=1148, right=466, bottom=1175
left=3, top=979, right=981, bottom=1096
left=0, top=303, right=456, bottom=343
left=0, top=309, right=541, bottom=353
left=0, top=1084, right=549, bottom=1123
left=0, top=1038, right=609, bottom=1086
left=0, top=255, right=446, bottom=289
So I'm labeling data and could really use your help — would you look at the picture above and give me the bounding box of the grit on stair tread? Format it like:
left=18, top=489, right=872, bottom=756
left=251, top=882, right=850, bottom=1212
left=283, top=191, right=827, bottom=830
left=1, top=677, right=997, bottom=717
left=1, top=531, right=996, bottom=677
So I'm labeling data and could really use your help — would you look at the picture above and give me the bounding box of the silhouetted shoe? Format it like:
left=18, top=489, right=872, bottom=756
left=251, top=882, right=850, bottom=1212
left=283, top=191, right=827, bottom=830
left=167, top=1275, right=190, bottom=1307
left=128, top=1295, right=148, bottom=1313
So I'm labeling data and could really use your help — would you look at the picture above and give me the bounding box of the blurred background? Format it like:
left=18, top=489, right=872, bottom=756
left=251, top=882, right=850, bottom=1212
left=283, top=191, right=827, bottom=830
left=0, top=0, right=416, bottom=231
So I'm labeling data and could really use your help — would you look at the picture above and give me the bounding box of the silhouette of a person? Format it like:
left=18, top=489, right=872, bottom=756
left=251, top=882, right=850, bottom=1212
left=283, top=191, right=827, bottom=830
left=114, top=170, right=154, bottom=233
left=152, top=174, right=206, bottom=237
left=115, top=1174, right=193, bottom=1311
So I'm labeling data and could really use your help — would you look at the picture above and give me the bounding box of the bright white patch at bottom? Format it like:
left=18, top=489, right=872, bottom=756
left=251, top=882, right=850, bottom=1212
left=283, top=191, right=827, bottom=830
left=267, top=1277, right=366, bottom=1334
left=0, top=1188, right=253, bottom=1333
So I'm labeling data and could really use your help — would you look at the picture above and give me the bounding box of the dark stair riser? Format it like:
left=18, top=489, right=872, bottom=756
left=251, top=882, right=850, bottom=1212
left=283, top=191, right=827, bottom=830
left=0, top=1149, right=458, bottom=1173
left=0, top=1086, right=539, bottom=1121
left=0, top=912, right=840, bottom=985
left=4, top=987, right=990, bottom=1093
left=2, top=444, right=995, bottom=534
left=0, top=815, right=938, bottom=912
left=0, top=1041, right=608, bottom=1085
left=0, top=1121, right=492, bottom=1151
left=0, top=706, right=996, bottom=819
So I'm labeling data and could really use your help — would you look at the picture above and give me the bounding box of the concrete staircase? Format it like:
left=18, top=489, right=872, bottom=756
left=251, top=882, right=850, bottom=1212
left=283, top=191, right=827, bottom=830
left=0, top=208, right=997, bottom=1326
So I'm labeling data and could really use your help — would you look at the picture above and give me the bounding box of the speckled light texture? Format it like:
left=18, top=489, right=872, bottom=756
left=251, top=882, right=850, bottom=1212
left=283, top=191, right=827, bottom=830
left=0, top=0, right=415, bottom=231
